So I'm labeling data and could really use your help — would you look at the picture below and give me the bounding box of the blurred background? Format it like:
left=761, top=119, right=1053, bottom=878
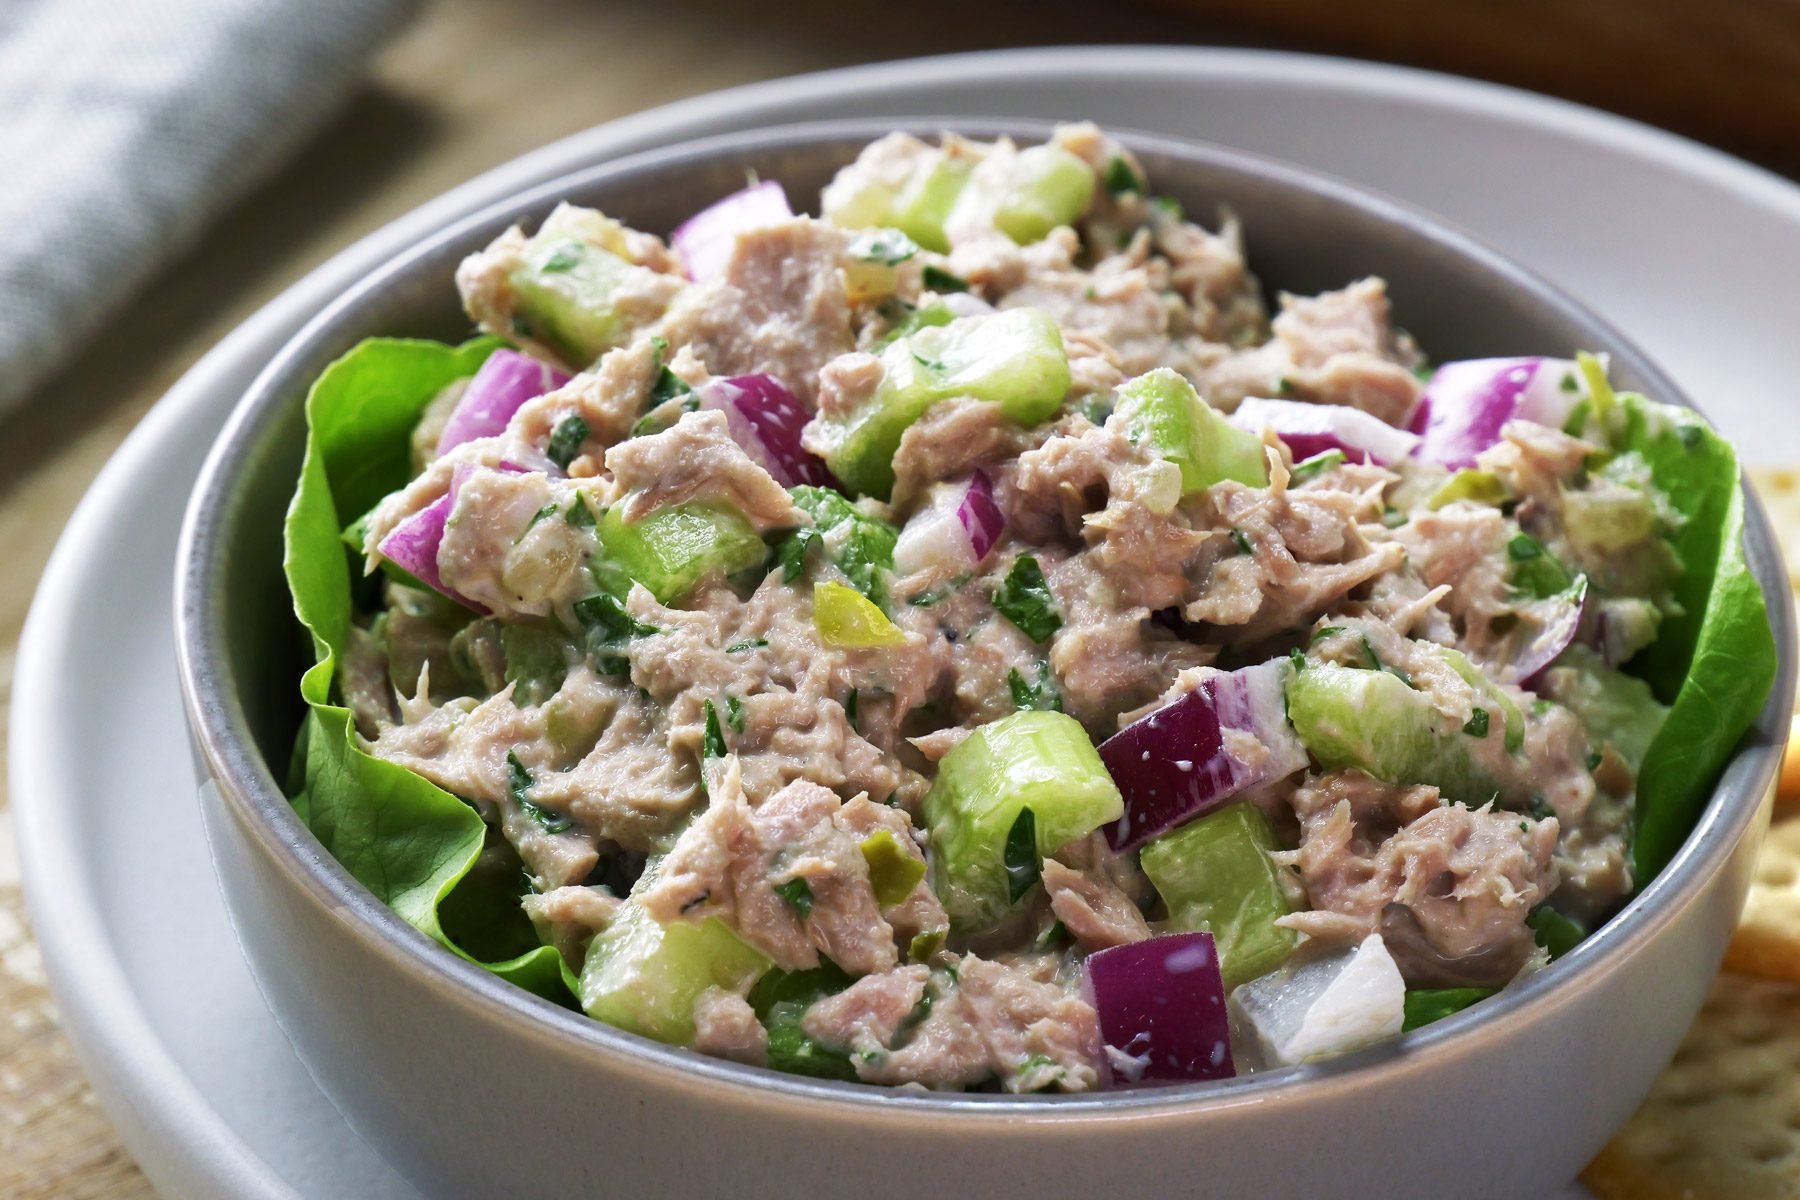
left=1, top=0, right=1796, bottom=1194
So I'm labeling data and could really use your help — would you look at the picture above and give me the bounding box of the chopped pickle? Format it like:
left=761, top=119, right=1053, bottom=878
left=813, top=581, right=907, bottom=648
left=859, top=830, right=927, bottom=907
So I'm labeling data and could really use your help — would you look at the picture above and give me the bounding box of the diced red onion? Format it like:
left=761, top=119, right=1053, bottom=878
left=1101, top=658, right=1309, bottom=852
left=375, top=463, right=524, bottom=612
left=1084, top=932, right=1234, bottom=1086
left=435, top=350, right=571, bottom=455
left=893, top=471, right=1006, bottom=577
left=1230, top=397, right=1419, bottom=466
left=1410, top=357, right=1585, bottom=470
left=698, top=373, right=835, bottom=488
left=670, top=181, right=794, bottom=282
left=1512, top=575, right=1589, bottom=688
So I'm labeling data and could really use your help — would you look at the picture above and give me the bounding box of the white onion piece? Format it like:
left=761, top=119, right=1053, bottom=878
left=670, top=181, right=794, bottom=282
left=1230, top=397, right=1419, bottom=466
left=1228, top=934, right=1406, bottom=1067
left=893, top=472, right=1005, bottom=577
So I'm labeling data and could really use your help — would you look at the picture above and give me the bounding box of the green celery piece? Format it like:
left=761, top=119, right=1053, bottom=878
left=1608, top=393, right=1775, bottom=879
left=508, top=205, right=677, bottom=365
left=992, top=145, right=1096, bottom=244
left=595, top=502, right=767, bottom=604
left=1427, top=469, right=1508, bottom=510
left=890, top=155, right=972, bottom=253
left=1115, top=367, right=1266, bottom=493
left=1402, top=987, right=1495, bottom=1032
left=1139, top=803, right=1297, bottom=988
left=1540, top=646, right=1669, bottom=773
left=922, top=710, right=1122, bottom=930
left=814, top=308, right=1071, bottom=500
left=873, top=301, right=955, bottom=350
left=1284, top=662, right=1507, bottom=807
left=580, top=899, right=772, bottom=1046
left=500, top=623, right=570, bottom=707
left=283, top=335, right=575, bottom=1005
left=1440, top=647, right=1525, bottom=755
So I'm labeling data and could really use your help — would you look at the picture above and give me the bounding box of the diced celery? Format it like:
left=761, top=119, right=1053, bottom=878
left=1426, top=468, right=1508, bottom=510
left=992, top=145, right=1096, bottom=244
left=890, top=155, right=972, bottom=253
left=596, top=503, right=766, bottom=604
left=1402, top=987, right=1494, bottom=1031
left=1285, top=663, right=1504, bottom=807
left=1139, top=803, right=1296, bottom=988
left=812, top=309, right=1071, bottom=499
left=1539, top=645, right=1670, bottom=772
left=508, top=206, right=676, bottom=365
left=1440, top=647, right=1525, bottom=755
left=922, top=710, right=1123, bottom=930
left=1116, top=368, right=1265, bottom=493
left=859, top=830, right=926, bottom=907
left=813, top=581, right=907, bottom=648
left=580, top=899, right=771, bottom=1046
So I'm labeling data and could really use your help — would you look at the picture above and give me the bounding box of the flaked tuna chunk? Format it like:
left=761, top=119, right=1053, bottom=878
left=888, top=396, right=1039, bottom=513
left=603, top=409, right=802, bottom=532
left=692, top=988, right=768, bottom=1066
left=655, top=217, right=855, bottom=406
left=1041, top=859, right=1151, bottom=951
left=1187, top=465, right=1403, bottom=644
left=1277, top=770, right=1559, bottom=988
left=637, top=764, right=901, bottom=976
left=804, top=955, right=1101, bottom=1092
left=522, top=885, right=622, bottom=971
left=1000, top=261, right=1183, bottom=377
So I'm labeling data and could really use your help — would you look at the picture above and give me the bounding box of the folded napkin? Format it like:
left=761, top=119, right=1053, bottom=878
left=0, top=0, right=421, bottom=417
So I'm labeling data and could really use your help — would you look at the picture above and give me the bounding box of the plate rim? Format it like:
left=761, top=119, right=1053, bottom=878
left=14, top=43, right=1800, bottom=1197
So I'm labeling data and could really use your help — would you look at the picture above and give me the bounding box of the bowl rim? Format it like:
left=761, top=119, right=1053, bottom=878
left=175, top=115, right=1796, bottom=1120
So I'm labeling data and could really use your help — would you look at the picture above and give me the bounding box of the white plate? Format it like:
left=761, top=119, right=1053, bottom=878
left=15, top=47, right=1800, bottom=1200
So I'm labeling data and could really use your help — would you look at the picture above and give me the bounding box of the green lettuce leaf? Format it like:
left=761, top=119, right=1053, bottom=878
left=284, top=335, right=576, bottom=1003
left=1614, top=394, right=1777, bottom=880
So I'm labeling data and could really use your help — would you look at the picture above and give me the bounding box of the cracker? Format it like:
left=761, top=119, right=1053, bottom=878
left=1726, top=819, right=1800, bottom=984
left=1748, top=467, right=1800, bottom=816
left=1584, top=972, right=1800, bottom=1198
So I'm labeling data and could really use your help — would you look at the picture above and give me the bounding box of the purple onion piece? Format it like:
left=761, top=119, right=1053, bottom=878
left=670, top=181, right=795, bottom=282
left=1085, top=933, right=1234, bottom=1086
left=435, top=350, right=571, bottom=455
left=1515, top=576, right=1589, bottom=688
left=1230, top=397, right=1420, bottom=466
left=699, top=373, right=835, bottom=489
left=375, top=463, right=526, bottom=613
left=1410, top=357, right=1587, bottom=470
left=955, top=469, right=1005, bottom=562
left=1100, top=658, right=1309, bottom=852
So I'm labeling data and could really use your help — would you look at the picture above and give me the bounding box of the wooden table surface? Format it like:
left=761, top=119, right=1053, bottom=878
left=0, top=1, right=1793, bottom=1195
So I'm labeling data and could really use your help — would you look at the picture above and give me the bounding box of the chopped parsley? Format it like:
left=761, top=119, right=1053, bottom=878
left=539, top=245, right=582, bottom=273
left=1003, top=807, right=1040, bottom=904
left=1463, top=708, right=1491, bottom=738
left=1230, top=527, right=1254, bottom=556
left=520, top=501, right=560, bottom=538
left=911, top=351, right=948, bottom=373
left=725, top=637, right=768, bottom=654
left=782, top=487, right=898, bottom=605
left=703, top=699, right=728, bottom=760
left=546, top=414, right=590, bottom=470
left=906, top=574, right=969, bottom=608
left=573, top=591, right=657, bottom=648
left=726, top=695, right=745, bottom=734
left=1362, top=634, right=1413, bottom=686
left=1288, top=647, right=1307, bottom=674
left=566, top=493, right=598, bottom=528
left=507, top=751, right=570, bottom=834
left=1311, top=625, right=1345, bottom=644
left=921, top=264, right=969, bottom=293
left=844, top=688, right=860, bottom=731
left=646, top=335, right=693, bottom=405
left=994, top=554, right=1062, bottom=643
left=774, top=524, right=822, bottom=583
left=849, top=228, right=920, bottom=266
left=1007, top=663, right=1064, bottom=713
left=1149, top=195, right=1185, bottom=222
left=1289, top=449, right=1346, bottom=484
left=1103, top=155, right=1145, bottom=197
left=775, top=877, right=815, bottom=920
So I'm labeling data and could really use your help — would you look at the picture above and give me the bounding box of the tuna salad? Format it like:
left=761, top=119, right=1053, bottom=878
left=283, top=124, right=1774, bottom=1092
